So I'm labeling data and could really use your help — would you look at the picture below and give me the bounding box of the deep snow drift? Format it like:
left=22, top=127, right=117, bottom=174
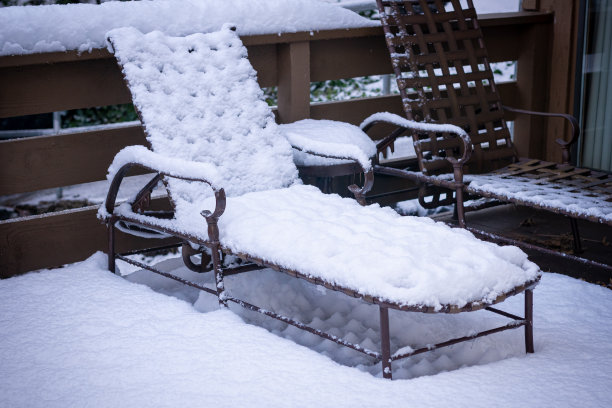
left=1, top=252, right=610, bottom=407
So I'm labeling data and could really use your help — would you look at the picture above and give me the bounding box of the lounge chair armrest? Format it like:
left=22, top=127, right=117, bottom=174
left=101, top=145, right=223, bottom=216
left=347, top=168, right=374, bottom=206
left=502, top=105, right=580, bottom=163
left=287, top=137, right=373, bottom=172
left=289, top=143, right=374, bottom=205
left=360, top=112, right=473, bottom=166
left=108, top=146, right=222, bottom=187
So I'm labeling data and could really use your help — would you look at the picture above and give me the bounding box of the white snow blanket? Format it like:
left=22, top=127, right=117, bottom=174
left=1, top=254, right=611, bottom=402
left=115, top=183, right=539, bottom=310
left=101, top=26, right=539, bottom=310
left=0, top=0, right=378, bottom=56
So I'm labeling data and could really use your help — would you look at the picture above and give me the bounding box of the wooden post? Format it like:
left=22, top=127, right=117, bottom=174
left=277, top=41, right=311, bottom=123
left=514, top=22, right=550, bottom=159
left=522, top=0, right=540, bottom=11
left=537, top=0, right=582, bottom=163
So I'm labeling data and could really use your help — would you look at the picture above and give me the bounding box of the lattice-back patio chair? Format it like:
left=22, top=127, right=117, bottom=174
left=100, top=25, right=541, bottom=379
left=362, top=0, right=611, bottom=268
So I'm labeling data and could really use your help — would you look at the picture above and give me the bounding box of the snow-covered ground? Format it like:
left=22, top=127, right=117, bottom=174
left=1, top=252, right=610, bottom=407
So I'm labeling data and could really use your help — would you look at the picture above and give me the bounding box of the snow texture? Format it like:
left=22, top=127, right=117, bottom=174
left=107, top=26, right=299, bottom=199
left=101, top=27, right=538, bottom=309
left=115, top=183, right=539, bottom=309
left=0, top=0, right=378, bottom=56
left=279, top=119, right=376, bottom=169
left=0, top=253, right=610, bottom=406
left=466, top=174, right=612, bottom=224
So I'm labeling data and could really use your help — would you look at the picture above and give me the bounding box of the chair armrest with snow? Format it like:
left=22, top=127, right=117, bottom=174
left=360, top=112, right=473, bottom=169
left=361, top=112, right=473, bottom=227
left=279, top=119, right=377, bottom=205
left=101, top=145, right=226, bottom=221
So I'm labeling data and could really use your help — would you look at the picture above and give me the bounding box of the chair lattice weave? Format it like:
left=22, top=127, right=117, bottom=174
left=375, top=0, right=612, bottom=226
left=377, top=0, right=516, bottom=175
left=469, top=159, right=612, bottom=224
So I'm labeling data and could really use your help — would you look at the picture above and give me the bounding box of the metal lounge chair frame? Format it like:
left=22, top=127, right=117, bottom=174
left=362, top=0, right=611, bottom=271
left=101, top=26, right=539, bottom=379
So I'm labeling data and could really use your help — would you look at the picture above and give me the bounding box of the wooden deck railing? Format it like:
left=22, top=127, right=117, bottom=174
left=0, top=12, right=555, bottom=277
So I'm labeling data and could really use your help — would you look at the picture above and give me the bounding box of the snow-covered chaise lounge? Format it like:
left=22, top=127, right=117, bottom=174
left=99, top=25, right=541, bottom=379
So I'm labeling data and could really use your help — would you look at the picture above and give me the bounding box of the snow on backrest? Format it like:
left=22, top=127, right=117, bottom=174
left=107, top=26, right=299, bottom=198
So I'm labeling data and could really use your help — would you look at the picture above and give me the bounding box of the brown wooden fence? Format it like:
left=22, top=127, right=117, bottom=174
left=0, top=12, right=555, bottom=277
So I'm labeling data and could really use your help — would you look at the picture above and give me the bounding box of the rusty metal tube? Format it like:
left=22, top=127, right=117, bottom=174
left=379, top=306, right=392, bottom=379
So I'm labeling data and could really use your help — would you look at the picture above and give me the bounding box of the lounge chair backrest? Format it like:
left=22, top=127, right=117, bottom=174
left=376, top=0, right=518, bottom=174
left=107, top=26, right=299, bottom=198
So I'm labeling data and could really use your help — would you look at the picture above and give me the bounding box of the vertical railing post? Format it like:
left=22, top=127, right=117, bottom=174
left=277, top=41, right=311, bottom=124
left=513, top=23, right=549, bottom=159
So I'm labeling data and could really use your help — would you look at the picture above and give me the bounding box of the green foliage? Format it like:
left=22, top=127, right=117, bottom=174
left=358, top=9, right=377, bottom=19
left=61, top=104, right=138, bottom=128
left=262, top=87, right=278, bottom=107
left=310, top=76, right=382, bottom=102
left=264, top=76, right=386, bottom=107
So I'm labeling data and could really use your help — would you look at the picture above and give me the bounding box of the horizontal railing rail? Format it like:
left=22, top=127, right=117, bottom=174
left=0, top=11, right=554, bottom=276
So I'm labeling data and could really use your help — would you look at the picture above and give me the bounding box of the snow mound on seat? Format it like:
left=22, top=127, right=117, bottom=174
left=117, top=184, right=540, bottom=309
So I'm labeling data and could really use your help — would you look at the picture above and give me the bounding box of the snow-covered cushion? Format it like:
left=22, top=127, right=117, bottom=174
left=107, top=26, right=299, bottom=198
left=115, top=184, right=540, bottom=310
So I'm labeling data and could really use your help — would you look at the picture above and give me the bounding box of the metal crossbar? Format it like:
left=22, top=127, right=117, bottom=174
left=391, top=320, right=525, bottom=361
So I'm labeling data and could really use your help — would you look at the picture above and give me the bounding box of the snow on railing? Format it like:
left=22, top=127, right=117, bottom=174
left=0, top=0, right=377, bottom=57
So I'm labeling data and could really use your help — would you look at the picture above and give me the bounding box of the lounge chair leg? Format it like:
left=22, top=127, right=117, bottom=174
left=379, top=306, right=392, bottom=379
left=456, top=188, right=466, bottom=228
left=212, top=246, right=227, bottom=308
left=524, top=289, right=534, bottom=353
left=108, top=219, right=116, bottom=274
left=201, top=189, right=227, bottom=308
left=452, top=164, right=466, bottom=228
